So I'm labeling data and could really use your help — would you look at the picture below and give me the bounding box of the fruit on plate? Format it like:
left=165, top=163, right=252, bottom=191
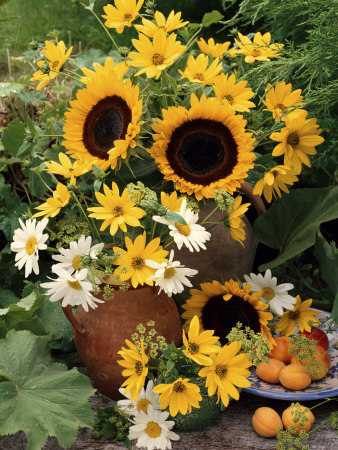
left=252, top=407, right=283, bottom=437
left=267, top=336, right=293, bottom=364
left=290, top=345, right=330, bottom=381
left=256, top=359, right=286, bottom=384
left=282, top=404, right=315, bottom=434
left=298, top=326, right=329, bottom=351
left=279, top=364, right=311, bottom=390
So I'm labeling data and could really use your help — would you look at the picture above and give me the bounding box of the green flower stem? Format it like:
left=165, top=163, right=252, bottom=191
left=70, top=191, right=97, bottom=239
left=308, top=416, right=331, bottom=435
left=9, top=165, right=32, bottom=204
left=46, top=246, right=58, bottom=253
left=63, top=68, right=83, bottom=80
left=200, top=205, right=220, bottom=224
left=163, top=238, right=174, bottom=249
left=49, top=69, right=81, bottom=83
left=77, top=186, right=102, bottom=243
left=34, top=171, right=54, bottom=194
left=310, top=398, right=335, bottom=410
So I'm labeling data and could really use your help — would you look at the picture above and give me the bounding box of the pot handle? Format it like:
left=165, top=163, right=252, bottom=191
left=240, top=182, right=266, bottom=217
left=62, top=305, right=87, bottom=335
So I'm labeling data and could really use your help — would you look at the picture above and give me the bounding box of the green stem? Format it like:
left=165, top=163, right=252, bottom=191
left=49, top=69, right=80, bottom=83
left=310, top=398, right=334, bottom=411
left=34, top=171, right=54, bottom=194
left=47, top=246, right=58, bottom=253
left=70, top=191, right=96, bottom=238
left=200, top=205, right=220, bottom=224
left=78, top=187, right=102, bottom=243
left=9, top=165, right=32, bottom=204
left=308, top=416, right=331, bottom=435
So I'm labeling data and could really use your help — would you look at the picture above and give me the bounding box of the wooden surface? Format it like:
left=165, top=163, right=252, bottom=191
left=0, top=391, right=337, bottom=450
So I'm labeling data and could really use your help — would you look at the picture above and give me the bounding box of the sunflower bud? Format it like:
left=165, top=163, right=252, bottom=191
left=118, top=46, right=129, bottom=58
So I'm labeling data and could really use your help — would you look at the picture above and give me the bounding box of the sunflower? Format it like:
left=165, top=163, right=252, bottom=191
left=118, top=339, right=149, bottom=401
left=149, top=94, right=255, bottom=200
left=113, top=232, right=168, bottom=288
left=33, top=183, right=70, bottom=218
left=253, top=165, right=299, bottom=202
left=87, top=182, right=145, bottom=236
left=213, top=73, right=255, bottom=113
left=102, top=0, right=144, bottom=34
left=160, top=191, right=184, bottom=212
left=30, top=40, right=72, bottom=90
left=198, top=341, right=251, bottom=407
left=182, top=280, right=274, bottom=347
left=235, top=32, right=283, bottom=63
left=44, top=153, right=89, bottom=185
left=270, top=110, right=324, bottom=174
left=263, top=82, right=304, bottom=120
left=227, top=195, right=250, bottom=246
left=128, top=29, right=186, bottom=79
left=63, top=60, right=142, bottom=171
left=135, top=10, right=188, bottom=38
left=182, top=315, right=219, bottom=366
left=178, top=54, right=223, bottom=85
left=197, top=37, right=231, bottom=58
left=152, top=378, right=202, bottom=417
left=275, top=295, right=320, bottom=336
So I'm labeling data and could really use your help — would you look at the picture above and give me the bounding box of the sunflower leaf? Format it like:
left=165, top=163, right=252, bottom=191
left=0, top=330, right=95, bottom=450
left=254, top=186, right=338, bottom=270
left=202, top=10, right=224, bottom=28
left=165, top=211, right=187, bottom=225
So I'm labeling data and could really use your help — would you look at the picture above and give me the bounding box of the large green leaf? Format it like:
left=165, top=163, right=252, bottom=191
left=254, top=186, right=338, bottom=270
left=1, top=119, right=26, bottom=156
left=0, top=174, right=28, bottom=240
left=0, top=330, right=95, bottom=450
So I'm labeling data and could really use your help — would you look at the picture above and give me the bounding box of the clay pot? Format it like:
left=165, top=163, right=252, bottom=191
left=175, top=182, right=265, bottom=302
left=62, top=285, right=182, bottom=400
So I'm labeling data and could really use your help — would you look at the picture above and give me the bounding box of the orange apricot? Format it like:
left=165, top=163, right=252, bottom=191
left=252, top=407, right=283, bottom=437
left=282, top=404, right=315, bottom=434
left=267, top=336, right=293, bottom=364
left=256, top=359, right=286, bottom=384
left=279, top=364, right=311, bottom=390
left=290, top=345, right=330, bottom=381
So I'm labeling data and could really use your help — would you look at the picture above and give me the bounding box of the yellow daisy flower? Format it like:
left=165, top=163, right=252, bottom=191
left=63, top=60, right=142, bottom=171
left=30, top=40, right=73, bottom=90
left=153, top=377, right=202, bottom=417
left=198, top=341, right=251, bottom=407
left=44, top=153, right=89, bottom=185
left=178, top=54, right=223, bottom=85
left=149, top=94, right=255, bottom=200
left=128, top=29, right=186, bottom=79
left=33, top=183, right=70, bottom=218
left=263, top=82, right=304, bottom=120
left=102, top=0, right=144, bottom=34
left=182, top=315, right=219, bottom=366
left=87, top=182, right=145, bottom=236
left=197, top=37, right=231, bottom=59
left=80, top=57, right=129, bottom=84
left=135, top=10, right=189, bottom=38
left=213, top=73, right=255, bottom=113
left=253, top=165, right=299, bottom=203
left=227, top=47, right=239, bottom=58
left=160, top=191, right=184, bottom=212
left=118, top=339, right=148, bottom=401
left=270, top=110, right=324, bottom=174
left=227, top=196, right=250, bottom=246
left=113, top=232, right=168, bottom=288
left=275, top=295, right=320, bottom=336
left=235, top=32, right=283, bottom=63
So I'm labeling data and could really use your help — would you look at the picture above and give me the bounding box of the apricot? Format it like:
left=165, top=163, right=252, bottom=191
left=282, top=404, right=315, bottom=434
left=290, top=345, right=330, bottom=381
left=279, top=364, right=311, bottom=390
left=252, top=407, right=283, bottom=437
left=256, top=359, right=286, bottom=384
left=267, top=337, right=293, bottom=364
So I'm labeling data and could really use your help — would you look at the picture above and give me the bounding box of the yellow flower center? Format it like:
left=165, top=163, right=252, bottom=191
left=276, top=103, right=287, bottom=110
left=261, top=287, right=275, bottom=301
left=215, top=364, right=228, bottom=378
left=194, top=73, right=204, bottom=81
left=188, top=342, right=199, bottom=355
left=152, top=53, right=165, bottom=66
left=174, top=222, right=191, bottom=236
left=137, top=398, right=150, bottom=414
left=25, top=237, right=37, bottom=255
left=72, top=255, right=82, bottom=270
left=145, top=421, right=161, bottom=438
left=164, top=267, right=176, bottom=279
left=252, top=48, right=261, bottom=57
left=289, top=310, right=299, bottom=320
left=173, top=381, right=186, bottom=393
left=287, top=132, right=300, bottom=147
left=132, top=257, right=145, bottom=270
left=67, top=280, right=83, bottom=290
left=135, top=361, right=144, bottom=375
left=225, top=94, right=234, bottom=105
left=112, top=205, right=123, bottom=217
left=123, top=13, right=132, bottom=21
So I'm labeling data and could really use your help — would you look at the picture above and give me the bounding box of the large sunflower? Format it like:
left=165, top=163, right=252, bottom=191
left=149, top=94, right=255, bottom=200
left=63, top=60, right=142, bottom=171
left=182, top=279, right=274, bottom=347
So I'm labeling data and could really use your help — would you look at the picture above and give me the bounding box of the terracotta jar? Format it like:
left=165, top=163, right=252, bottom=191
left=62, top=284, right=182, bottom=400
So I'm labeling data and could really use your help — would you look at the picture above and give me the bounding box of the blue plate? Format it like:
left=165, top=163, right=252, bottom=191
left=243, top=309, right=338, bottom=400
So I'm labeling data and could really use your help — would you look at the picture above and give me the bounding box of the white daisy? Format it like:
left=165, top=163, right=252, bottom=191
left=118, top=379, right=161, bottom=415
left=146, top=250, right=198, bottom=297
left=40, top=265, right=103, bottom=312
left=244, top=269, right=297, bottom=315
left=129, top=405, right=180, bottom=450
left=52, top=235, right=104, bottom=274
left=153, top=199, right=211, bottom=252
left=10, top=218, right=49, bottom=278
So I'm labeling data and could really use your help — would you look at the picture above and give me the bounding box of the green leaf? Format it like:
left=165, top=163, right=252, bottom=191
left=254, top=186, right=338, bottom=270
left=0, top=174, right=28, bottom=240
left=331, top=291, right=338, bottom=324
left=0, top=289, right=19, bottom=308
left=313, top=232, right=338, bottom=297
left=1, top=119, right=26, bottom=156
left=0, top=330, right=95, bottom=450
left=165, top=211, right=187, bottom=225
left=202, top=10, right=224, bottom=27
left=0, top=81, right=24, bottom=97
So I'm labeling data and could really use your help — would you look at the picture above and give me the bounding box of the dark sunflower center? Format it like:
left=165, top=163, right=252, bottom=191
left=287, top=132, right=299, bottom=147
left=173, top=381, right=186, bottom=393
left=276, top=103, right=287, bottom=110
left=166, top=119, right=238, bottom=186
left=83, top=95, right=132, bottom=160
left=135, top=361, right=143, bottom=375
left=201, top=294, right=261, bottom=345
left=289, top=311, right=299, bottom=320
